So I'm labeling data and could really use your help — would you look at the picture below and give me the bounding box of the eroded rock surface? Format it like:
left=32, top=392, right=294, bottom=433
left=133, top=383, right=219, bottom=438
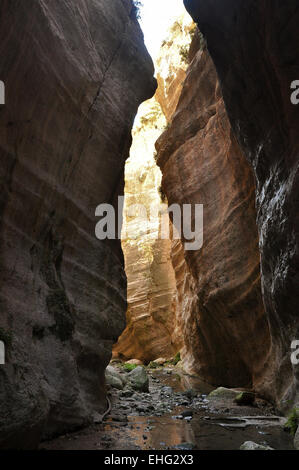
left=113, top=98, right=181, bottom=363
left=0, top=0, right=155, bottom=448
left=156, top=42, right=270, bottom=389
left=184, top=0, right=299, bottom=407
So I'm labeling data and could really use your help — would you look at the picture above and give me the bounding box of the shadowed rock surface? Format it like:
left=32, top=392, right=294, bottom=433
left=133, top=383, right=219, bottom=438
left=156, top=41, right=270, bottom=390
left=184, top=0, right=299, bottom=408
left=0, top=0, right=156, bottom=448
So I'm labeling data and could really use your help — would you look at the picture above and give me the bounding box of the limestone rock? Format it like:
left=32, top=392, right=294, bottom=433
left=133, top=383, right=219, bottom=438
left=155, top=14, right=194, bottom=122
left=128, top=366, right=149, bottom=393
left=294, top=428, right=299, bottom=450
left=240, top=442, right=274, bottom=451
left=105, top=366, right=126, bottom=391
left=208, top=387, right=241, bottom=401
left=0, top=0, right=155, bottom=448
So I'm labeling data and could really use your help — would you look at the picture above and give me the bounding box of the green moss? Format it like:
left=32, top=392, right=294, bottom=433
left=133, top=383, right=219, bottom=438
left=284, top=408, right=299, bottom=436
left=123, top=363, right=138, bottom=372
left=179, top=44, right=190, bottom=64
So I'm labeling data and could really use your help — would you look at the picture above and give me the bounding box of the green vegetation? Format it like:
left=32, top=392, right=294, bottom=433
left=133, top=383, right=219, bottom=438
left=123, top=363, right=138, bottom=372
left=179, top=44, right=190, bottom=64
left=172, top=352, right=181, bottom=365
left=139, top=101, right=164, bottom=129
left=284, top=408, right=299, bottom=435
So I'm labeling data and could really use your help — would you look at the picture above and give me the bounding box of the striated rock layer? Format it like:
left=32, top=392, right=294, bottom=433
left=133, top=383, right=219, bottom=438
left=184, top=0, right=299, bottom=408
left=156, top=40, right=271, bottom=390
left=113, top=16, right=195, bottom=364
left=0, top=0, right=156, bottom=448
left=113, top=98, right=182, bottom=363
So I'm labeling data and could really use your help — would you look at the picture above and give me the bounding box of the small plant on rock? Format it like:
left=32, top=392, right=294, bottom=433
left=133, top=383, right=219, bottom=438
left=172, top=352, right=181, bottom=365
left=284, top=408, right=299, bottom=435
left=123, top=363, right=138, bottom=372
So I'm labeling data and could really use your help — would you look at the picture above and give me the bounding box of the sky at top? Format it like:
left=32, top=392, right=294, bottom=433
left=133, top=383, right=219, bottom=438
left=138, top=0, right=190, bottom=60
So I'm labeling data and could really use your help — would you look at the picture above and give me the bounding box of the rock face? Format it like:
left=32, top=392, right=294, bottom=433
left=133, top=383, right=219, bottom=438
left=113, top=98, right=181, bottom=363
left=0, top=0, right=155, bottom=448
left=184, top=0, right=299, bottom=407
left=155, top=14, right=194, bottom=122
left=156, top=41, right=271, bottom=389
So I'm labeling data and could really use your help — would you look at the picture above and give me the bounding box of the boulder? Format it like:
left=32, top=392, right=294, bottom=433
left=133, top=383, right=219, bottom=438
left=294, top=428, right=299, bottom=450
left=234, top=392, right=255, bottom=406
left=105, top=366, right=126, bottom=391
left=208, top=387, right=241, bottom=400
left=128, top=366, right=149, bottom=393
left=153, top=358, right=167, bottom=366
left=240, top=441, right=274, bottom=451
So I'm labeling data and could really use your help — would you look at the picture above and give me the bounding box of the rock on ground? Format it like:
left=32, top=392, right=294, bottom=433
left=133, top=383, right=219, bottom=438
left=128, top=366, right=149, bottom=393
left=105, top=366, right=127, bottom=391
left=240, top=442, right=274, bottom=451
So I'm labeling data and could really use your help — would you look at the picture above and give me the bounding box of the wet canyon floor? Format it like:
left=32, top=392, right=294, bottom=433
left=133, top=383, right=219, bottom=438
left=42, top=366, right=294, bottom=451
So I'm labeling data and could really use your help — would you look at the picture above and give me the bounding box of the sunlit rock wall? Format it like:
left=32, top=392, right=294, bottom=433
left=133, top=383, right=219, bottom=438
left=0, top=0, right=156, bottom=448
left=156, top=14, right=195, bottom=122
left=113, top=15, right=196, bottom=364
left=114, top=99, right=182, bottom=363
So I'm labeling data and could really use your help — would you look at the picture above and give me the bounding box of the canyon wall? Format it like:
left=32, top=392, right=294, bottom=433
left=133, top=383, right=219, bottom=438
left=156, top=37, right=271, bottom=390
left=0, top=0, right=155, bottom=448
left=184, top=0, right=299, bottom=408
left=114, top=14, right=194, bottom=364
left=113, top=98, right=181, bottom=363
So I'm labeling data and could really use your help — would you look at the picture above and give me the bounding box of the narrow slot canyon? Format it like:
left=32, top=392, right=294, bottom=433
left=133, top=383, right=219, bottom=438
left=0, top=0, right=298, bottom=453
